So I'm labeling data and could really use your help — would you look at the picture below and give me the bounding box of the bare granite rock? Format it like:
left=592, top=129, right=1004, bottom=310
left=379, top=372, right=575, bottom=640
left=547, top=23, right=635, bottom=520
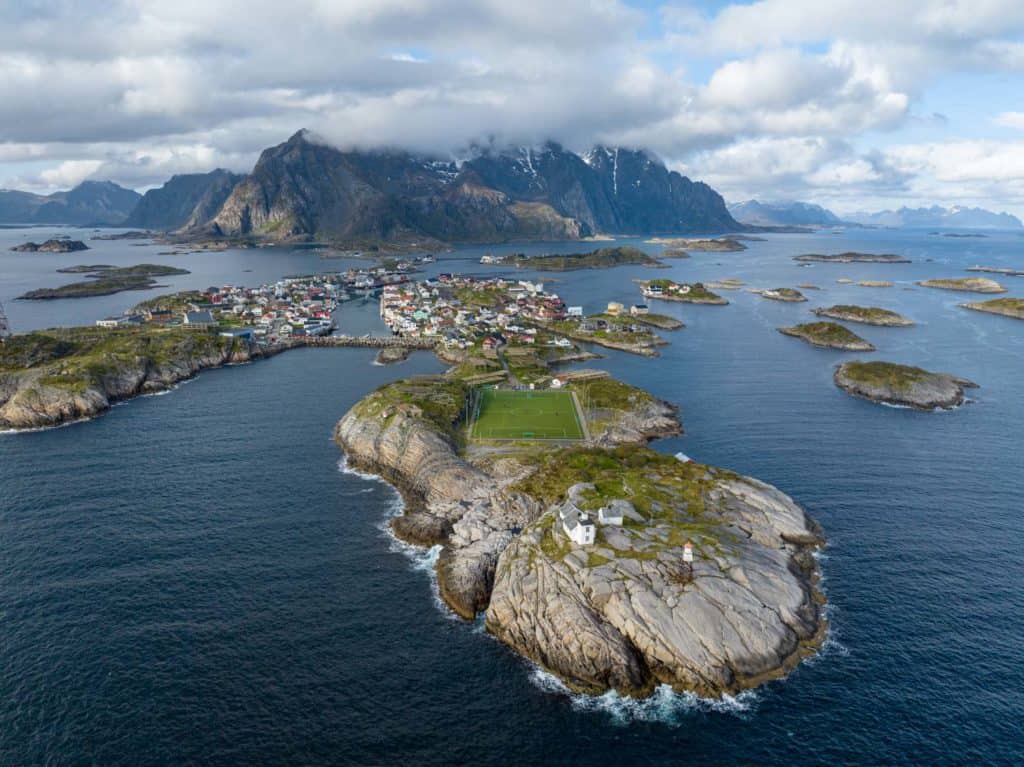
left=833, top=360, right=978, bottom=411
left=485, top=474, right=823, bottom=697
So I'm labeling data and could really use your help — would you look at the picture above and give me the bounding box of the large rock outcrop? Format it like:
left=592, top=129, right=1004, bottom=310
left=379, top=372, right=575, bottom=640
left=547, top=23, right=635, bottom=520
left=486, top=474, right=824, bottom=697
left=334, top=376, right=826, bottom=698
left=0, top=331, right=272, bottom=430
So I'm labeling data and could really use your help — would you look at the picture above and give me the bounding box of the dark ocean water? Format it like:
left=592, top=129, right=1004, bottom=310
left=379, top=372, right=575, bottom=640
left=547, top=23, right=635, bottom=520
left=2, top=228, right=1023, bottom=765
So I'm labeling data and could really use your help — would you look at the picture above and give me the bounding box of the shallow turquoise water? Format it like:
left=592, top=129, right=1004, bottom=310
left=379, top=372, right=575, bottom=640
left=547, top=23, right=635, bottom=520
left=2, top=229, right=1023, bottom=765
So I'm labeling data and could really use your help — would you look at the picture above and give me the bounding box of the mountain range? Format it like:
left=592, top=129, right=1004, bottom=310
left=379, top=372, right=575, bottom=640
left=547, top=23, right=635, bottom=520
left=197, top=131, right=740, bottom=243
left=0, top=181, right=140, bottom=226
left=843, top=205, right=1023, bottom=229
left=730, top=199, right=1023, bottom=230
left=9, top=134, right=1022, bottom=241
left=727, top=199, right=846, bottom=228
left=4, top=131, right=742, bottom=244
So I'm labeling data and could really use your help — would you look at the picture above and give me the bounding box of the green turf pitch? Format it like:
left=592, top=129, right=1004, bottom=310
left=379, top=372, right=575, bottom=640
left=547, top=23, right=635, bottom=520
left=470, top=389, right=584, bottom=441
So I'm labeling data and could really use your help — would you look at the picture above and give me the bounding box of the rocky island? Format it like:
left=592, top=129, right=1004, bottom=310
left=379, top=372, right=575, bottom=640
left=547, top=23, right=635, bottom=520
left=779, top=322, right=875, bottom=351
left=834, top=361, right=978, bottom=411
left=793, top=252, right=911, bottom=264
left=17, top=264, right=190, bottom=300
left=813, top=305, right=915, bottom=327
left=960, top=297, right=1024, bottom=320
left=917, top=277, right=1007, bottom=293
left=0, top=327, right=274, bottom=429
left=11, top=238, right=90, bottom=253
left=511, top=246, right=660, bottom=271
left=644, top=237, right=747, bottom=252
left=966, top=266, right=1024, bottom=277
left=758, top=287, right=808, bottom=302
left=334, top=370, right=826, bottom=698
left=639, top=279, right=728, bottom=305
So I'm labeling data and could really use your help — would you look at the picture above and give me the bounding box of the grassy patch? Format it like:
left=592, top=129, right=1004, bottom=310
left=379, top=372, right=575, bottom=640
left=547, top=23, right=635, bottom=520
left=470, top=388, right=583, bottom=440
left=513, top=246, right=658, bottom=271
left=780, top=321, right=872, bottom=348
left=837, top=360, right=930, bottom=391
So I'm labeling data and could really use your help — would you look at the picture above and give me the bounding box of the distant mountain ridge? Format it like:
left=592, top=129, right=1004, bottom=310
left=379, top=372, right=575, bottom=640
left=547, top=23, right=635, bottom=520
left=125, top=170, right=244, bottom=231
left=728, top=199, right=847, bottom=228
left=0, top=181, right=140, bottom=225
left=845, top=205, right=1023, bottom=230
left=201, top=131, right=741, bottom=244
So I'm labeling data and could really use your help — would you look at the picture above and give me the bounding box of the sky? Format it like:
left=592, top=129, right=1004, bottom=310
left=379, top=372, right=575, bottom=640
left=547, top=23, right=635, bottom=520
left=1, top=0, right=1023, bottom=215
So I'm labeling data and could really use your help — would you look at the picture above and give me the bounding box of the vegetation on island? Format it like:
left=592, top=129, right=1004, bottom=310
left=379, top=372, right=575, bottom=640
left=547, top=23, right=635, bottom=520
left=813, top=305, right=915, bottom=326
left=643, top=279, right=728, bottom=305
left=513, top=446, right=736, bottom=562
left=778, top=321, right=875, bottom=351
left=793, top=252, right=911, bottom=264
left=11, top=238, right=90, bottom=253
left=917, top=277, right=1007, bottom=293
left=0, top=326, right=244, bottom=395
left=355, top=375, right=470, bottom=441
left=834, top=360, right=931, bottom=392
left=512, top=246, right=659, bottom=271
left=960, top=297, right=1024, bottom=320
left=760, top=287, right=807, bottom=302
left=588, top=311, right=683, bottom=330
left=644, top=237, right=747, bottom=252
left=18, top=264, right=190, bottom=300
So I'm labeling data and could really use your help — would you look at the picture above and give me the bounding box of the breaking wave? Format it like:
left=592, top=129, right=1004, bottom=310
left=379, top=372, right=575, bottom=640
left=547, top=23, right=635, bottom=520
left=528, top=667, right=758, bottom=724
left=336, top=456, right=456, bottom=620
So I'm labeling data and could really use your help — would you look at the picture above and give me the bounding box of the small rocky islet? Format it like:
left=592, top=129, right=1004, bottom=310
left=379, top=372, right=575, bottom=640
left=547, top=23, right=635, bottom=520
left=793, top=252, right=911, bottom=264
left=779, top=322, right=875, bottom=351
left=813, top=305, right=915, bottom=327
left=17, top=264, right=190, bottom=300
left=917, top=277, right=1007, bottom=294
left=11, top=238, right=90, bottom=253
left=758, top=287, right=807, bottom=302
left=833, top=360, right=978, bottom=411
left=960, top=297, right=1024, bottom=320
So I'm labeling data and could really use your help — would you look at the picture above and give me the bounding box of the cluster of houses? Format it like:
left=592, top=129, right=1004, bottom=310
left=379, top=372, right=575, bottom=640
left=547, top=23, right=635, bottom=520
left=557, top=483, right=636, bottom=546
left=642, top=281, right=691, bottom=299
left=95, top=267, right=413, bottom=341
left=379, top=275, right=570, bottom=350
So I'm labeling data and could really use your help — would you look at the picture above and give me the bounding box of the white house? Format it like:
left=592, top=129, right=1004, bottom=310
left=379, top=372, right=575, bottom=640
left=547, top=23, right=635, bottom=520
left=561, top=508, right=596, bottom=546
left=567, top=306, right=584, bottom=317
left=598, top=499, right=633, bottom=526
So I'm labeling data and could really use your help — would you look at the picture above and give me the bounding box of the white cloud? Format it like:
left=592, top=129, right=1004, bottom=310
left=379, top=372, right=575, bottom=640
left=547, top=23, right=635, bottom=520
left=0, top=0, right=1021, bottom=216
left=994, top=112, right=1024, bottom=130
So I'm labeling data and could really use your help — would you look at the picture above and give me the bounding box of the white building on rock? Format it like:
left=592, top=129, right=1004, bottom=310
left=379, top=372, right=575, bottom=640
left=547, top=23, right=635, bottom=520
left=561, top=507, right=596, bottom=546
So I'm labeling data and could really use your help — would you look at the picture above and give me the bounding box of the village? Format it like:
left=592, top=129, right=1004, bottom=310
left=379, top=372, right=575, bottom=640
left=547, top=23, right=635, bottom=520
left=379, top=273, right=657, bottom=352
left=95, top=265, right=416, bottom=343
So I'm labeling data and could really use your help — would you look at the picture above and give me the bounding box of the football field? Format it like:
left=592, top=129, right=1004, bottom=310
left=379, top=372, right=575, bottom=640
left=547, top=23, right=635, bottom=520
left=469, top=389, right=585, bottom=441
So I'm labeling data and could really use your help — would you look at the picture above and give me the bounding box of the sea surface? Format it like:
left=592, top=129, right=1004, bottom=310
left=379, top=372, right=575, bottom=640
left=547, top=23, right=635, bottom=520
left=2, top=227, right=1023, bottom=765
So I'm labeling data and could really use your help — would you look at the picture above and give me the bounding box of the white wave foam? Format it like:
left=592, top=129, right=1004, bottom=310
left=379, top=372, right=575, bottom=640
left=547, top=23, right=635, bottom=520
left=337, top=456, right=460, bottom=621
left=336, top=454, right=384, bottom=483
left=528, top=667, right=758, bottom=724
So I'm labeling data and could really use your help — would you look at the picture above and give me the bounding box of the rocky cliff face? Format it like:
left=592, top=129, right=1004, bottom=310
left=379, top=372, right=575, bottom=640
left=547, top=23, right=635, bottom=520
left=0, top=335, right=270, bottom=430
left=125, top=170, right=243, bottom=231
left=190, top=131, right=740, bottom=243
